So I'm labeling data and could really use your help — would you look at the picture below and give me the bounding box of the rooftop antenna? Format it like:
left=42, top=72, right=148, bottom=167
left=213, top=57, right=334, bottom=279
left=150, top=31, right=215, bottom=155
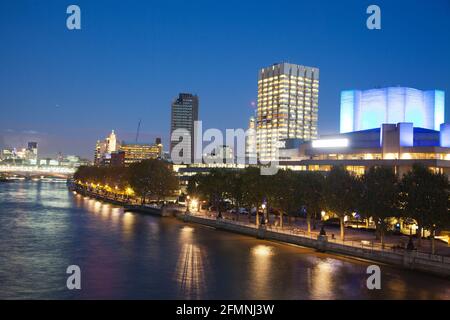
left=135, top=119, right=141, bottom=143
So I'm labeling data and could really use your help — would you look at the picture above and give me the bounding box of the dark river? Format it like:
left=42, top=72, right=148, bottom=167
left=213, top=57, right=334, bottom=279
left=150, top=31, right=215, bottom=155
left=0, top=181, right=449, bottom=299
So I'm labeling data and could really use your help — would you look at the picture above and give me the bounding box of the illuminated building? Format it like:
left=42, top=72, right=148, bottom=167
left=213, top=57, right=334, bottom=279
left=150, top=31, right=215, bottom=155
left=0, top=148, right=15, bottom=161
left=279, top=122, right=450, bottom=176
left=94, top=130, right=120, bottom=165
left=170, top=93, right=199, bottom=163
left=59, top=155, right=91, bottom=167
left=106, top=130, right=118, bottom=153
left=246, top=116, right=257, bottom=161
left=257, top=63, right=319, bottom=161
left=119, top=138, right=163, bottom=165
left=0, top=142, right=38, bottom=165
left=204, top=145, right=234, bottom=163
left=94, top=140, right=106, bottom=165
left=27, top=142, right=38, bottom=160
left=340, top=87, right=445, bottom=133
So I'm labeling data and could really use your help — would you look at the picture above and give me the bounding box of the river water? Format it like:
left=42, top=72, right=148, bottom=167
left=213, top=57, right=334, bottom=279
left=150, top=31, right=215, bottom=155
left=0, top=181, right=449, bottom=299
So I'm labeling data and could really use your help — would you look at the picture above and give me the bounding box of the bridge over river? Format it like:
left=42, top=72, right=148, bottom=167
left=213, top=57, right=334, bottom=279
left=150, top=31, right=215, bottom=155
left=0, top=165, right=76, bottom=179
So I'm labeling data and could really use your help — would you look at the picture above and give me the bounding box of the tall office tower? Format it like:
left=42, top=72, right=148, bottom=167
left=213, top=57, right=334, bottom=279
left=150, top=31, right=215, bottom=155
left=245, top=116, right=257, bottom=160
left=170, top=93, right=199, bottom=163
left=257, top=63, right=319, bottom=160
left=340, top=87, right=445, bottom=133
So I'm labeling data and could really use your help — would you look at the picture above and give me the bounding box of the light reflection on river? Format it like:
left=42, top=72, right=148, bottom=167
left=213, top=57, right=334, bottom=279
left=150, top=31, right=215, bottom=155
left=0, top=182, right=449, bottom=299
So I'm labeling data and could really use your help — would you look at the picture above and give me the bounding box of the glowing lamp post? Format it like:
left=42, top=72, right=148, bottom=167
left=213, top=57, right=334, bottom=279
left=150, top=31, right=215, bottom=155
left=261, top=203, right=266, bottom=226
left=186, top=195, right=190, bottom=214
left=190, top=199, right=198, bottom=214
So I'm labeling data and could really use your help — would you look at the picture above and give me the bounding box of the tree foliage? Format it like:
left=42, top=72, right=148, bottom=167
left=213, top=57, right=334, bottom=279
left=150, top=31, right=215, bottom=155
left=74, top=159, right=179, bottom=202
left=358, top=166, right=400, bottom=246
left=323, top=166, right=361, bottom=240
left=399, top=164, right=450, bottom=250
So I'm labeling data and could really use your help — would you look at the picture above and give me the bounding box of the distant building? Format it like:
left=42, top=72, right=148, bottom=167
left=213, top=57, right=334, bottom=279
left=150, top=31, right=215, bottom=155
left=59, top=155, right=91, bottom=167
left=27, top=142, right=38, bottom=160
left=106, top=130, right=118, bottom=153
left=111, top=151, right=125, bottom=167
left=257, top=63, right=319, bottom=161
left=245, top=116, right=257, bottom=161
left=204, top=145, right=234, bottom=163
left=162, top=151, right=171, bottom=161
left=94, top=141, right=105, bottom=165
left=170, top=93, right=199, bottom=163
left=340, top=87, right=445, bottom=133
left=0, top=143, right=37, bottom=164
left=1, top=148, right=16, bottom=160
left=119, top=138, right=163, bottom=165
left=94, top=130, right=120, bottom=165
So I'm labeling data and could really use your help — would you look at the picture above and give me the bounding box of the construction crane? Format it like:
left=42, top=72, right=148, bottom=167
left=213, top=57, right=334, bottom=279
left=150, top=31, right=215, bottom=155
left=135, top=119, right=141, bottom=143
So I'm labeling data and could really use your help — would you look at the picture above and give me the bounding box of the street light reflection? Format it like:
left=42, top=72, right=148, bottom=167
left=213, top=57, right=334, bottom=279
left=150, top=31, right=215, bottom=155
left=252, top=244, right=274, bottom=257
left=175, top=243, right=207, bottom=299
left=309, top=259, right=337, bottom=299
left=249, top=244, right=275, bottom=299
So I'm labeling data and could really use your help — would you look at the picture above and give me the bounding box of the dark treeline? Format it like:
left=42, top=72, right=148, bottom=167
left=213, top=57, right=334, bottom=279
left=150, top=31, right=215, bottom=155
left=73, top=159, right=179, bottom=203
left=187, top=164, right=450, bottom=253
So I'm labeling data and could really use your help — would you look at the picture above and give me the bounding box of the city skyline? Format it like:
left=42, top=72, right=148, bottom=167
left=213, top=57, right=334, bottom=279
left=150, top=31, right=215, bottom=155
left=1, top=0, right=449, bottom=159
left=1, top=0, right=450, bottom=304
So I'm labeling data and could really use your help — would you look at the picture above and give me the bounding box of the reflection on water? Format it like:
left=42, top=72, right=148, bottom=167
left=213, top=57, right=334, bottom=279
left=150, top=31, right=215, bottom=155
left=249, top=245, right=274, bottom=299
left=309, top=259, right=339, bottom=300
left=0, top=182, right=449, bottom=299
left=74, top=194, right=136, bottom=239
left=175, top=226, right=208, bottom=299
left=252, top=244, right=274, bottom=257
left=175, top=243, right=207, bottom=298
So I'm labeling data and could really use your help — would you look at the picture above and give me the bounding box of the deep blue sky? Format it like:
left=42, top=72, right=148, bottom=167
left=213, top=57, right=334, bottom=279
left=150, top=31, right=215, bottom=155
left=1, top=0, right=449, bottom=158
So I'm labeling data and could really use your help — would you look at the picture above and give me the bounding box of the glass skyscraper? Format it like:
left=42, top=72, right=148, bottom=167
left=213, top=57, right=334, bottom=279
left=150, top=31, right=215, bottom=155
left=170, top=93, right=199, bottom=163
left=256, top=63, right=319, bottom=161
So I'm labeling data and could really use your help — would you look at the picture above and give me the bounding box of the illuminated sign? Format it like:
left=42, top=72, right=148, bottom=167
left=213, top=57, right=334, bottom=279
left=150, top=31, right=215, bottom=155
left=312, top=139, right=349, bottom=148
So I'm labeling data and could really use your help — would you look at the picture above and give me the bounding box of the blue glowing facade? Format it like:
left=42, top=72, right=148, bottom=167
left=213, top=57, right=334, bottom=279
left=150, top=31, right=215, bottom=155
left=340, top=87, right=445, bottom=133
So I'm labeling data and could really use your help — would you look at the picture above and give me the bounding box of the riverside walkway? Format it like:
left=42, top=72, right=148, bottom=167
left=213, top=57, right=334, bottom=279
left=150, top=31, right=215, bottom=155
left=179, top=211, right=450, bottom=277
left=192, top=209, right=450, bottom=257
left=68, top=183, right=450, bottom=277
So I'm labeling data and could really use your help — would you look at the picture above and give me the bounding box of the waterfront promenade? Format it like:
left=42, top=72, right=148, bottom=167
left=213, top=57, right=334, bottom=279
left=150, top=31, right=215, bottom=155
left=206, top=210, right=450, bottom=257
left=69, top=183, right=450, bottom=277
left=179, top=212, right=450, bottom=277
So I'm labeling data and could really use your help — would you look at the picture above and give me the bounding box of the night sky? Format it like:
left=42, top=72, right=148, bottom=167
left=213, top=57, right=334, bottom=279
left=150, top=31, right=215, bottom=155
left=1, top=0, right=449, bottom=158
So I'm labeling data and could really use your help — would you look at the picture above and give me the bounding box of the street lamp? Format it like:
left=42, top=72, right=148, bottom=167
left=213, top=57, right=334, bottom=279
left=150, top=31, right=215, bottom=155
left=191, top=199, right=198, bottom=214
left=186, top=195, right=190, bottom=214
left=261, top=203, right=266, bottom=225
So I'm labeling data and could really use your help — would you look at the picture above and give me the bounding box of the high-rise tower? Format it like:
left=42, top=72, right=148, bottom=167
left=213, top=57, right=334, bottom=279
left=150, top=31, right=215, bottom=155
left=257, top=63, right=319, bottom=160
left=170, top=93, right=199, bottom=163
